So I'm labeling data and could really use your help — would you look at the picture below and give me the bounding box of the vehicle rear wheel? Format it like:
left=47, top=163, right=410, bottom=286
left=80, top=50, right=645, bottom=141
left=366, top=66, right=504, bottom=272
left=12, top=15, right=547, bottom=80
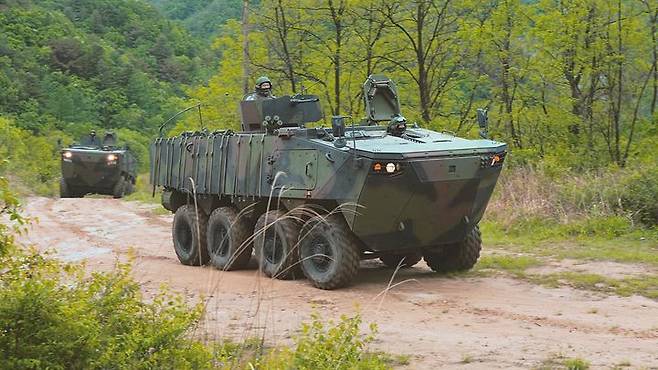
left=299, top=215, right=360, bottom=290
left=379, top=253, right=422, bottom=268
left=254, top=210, right=302, bottom=279
left=424, top=225, right=482, bottom=272
left=207, top=206, right=253, bottom=270
left=112, top=176, right=126, bottom=198
left=172, top=204, right=209, bottom=266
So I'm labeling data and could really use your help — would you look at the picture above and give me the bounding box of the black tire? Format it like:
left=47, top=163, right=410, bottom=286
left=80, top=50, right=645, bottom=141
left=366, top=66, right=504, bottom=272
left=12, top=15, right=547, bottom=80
left=207, top=207, right=253, bottom=271
left=424, top=225, right=482, bottom=272
left=112, top=176, right=126, bottom=198
left=59, top=178, right=71, bottom=198
left=172, top=204, right=209, bottom=266
left=124, top=179, right=134, bottom=195
left=254, top=210, right=302, bottom=279
left=379, top=253, right=422, bottom=268
left=299, top=215, right=360, bottom=290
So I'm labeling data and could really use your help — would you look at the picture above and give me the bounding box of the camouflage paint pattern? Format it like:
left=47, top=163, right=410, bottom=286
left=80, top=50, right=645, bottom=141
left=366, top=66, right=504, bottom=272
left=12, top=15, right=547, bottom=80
left=61, top=133, right=137, bottom=195
left=151, top=75, right=506, bottom=253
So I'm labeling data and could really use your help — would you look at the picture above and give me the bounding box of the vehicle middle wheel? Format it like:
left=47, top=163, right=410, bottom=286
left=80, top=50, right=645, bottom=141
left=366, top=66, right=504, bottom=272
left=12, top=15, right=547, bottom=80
left=172, top=204, right=209, bottom=266
left=299, top=215, right=360, bottom=290
left=424, top=225, right=482, bottom=273
left=254, top=210, right=302, bottom=280
left=207, top=206, right=253, bottom=270
left=379, top=253, right=422, bottom=268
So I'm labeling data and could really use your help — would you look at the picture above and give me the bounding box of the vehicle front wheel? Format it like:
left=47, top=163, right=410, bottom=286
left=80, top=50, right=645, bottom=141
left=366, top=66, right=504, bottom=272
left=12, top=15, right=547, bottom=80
left=207, top=206, right=253, bottom=270
left=254, top=210, right=301, bottom=279
left=112, top=176, right=126, bottom=198
left=172, top=204, right=209, bottom=266
left=299, top=215, right=360, bottom=290
left=424, top=225, right=482, bottom=273
left=59, top=178, right=71, bottom=198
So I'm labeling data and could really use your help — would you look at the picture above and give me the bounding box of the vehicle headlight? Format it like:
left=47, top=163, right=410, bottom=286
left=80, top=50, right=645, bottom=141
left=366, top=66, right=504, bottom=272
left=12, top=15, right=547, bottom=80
left=62, top=151, right=72, bottom=159
left=107, top=154, right=117, bottom=161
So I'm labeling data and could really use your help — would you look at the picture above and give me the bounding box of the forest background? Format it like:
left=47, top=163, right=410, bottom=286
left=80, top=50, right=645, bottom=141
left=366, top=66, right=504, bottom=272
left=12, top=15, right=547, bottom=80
left=0, top=1, right=657, bottom=367
left=1, top=0, right=657, bottom=228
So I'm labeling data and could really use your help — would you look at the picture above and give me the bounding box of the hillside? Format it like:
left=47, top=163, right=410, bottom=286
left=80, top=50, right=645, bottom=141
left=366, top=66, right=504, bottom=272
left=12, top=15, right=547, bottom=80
left=147, top=0, right=242, bottom=38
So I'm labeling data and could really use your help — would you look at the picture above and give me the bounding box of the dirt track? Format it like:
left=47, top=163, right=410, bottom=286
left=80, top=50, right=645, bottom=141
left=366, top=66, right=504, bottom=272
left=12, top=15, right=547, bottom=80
left=19, top=197, right=658, bottom=369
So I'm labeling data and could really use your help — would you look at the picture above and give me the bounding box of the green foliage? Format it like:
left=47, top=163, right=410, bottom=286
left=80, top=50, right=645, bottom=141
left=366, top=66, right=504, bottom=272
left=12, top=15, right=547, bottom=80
left=260, top=313, right=390, bottom=370
left=0, top=0, right=206, bottom=135
left=488, top=165, right=658, bottom=226
left=0, top=176, right=26, bottom=256
left=564, top=358, right=590, bottom=370
left=0, top=249, right=214, bottom=369
left=0, top=117, right=62, bottom=194
left=148, top=0, right=243, bottom=38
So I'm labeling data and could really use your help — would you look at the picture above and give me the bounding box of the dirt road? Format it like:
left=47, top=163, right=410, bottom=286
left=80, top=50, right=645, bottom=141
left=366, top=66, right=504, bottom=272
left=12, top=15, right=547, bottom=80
left=19, top=197, right=658, bottom=369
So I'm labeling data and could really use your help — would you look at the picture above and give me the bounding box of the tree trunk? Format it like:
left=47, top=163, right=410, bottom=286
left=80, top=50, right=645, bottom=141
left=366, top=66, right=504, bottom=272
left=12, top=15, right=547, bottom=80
left=242, top=0, right=250, bottom=95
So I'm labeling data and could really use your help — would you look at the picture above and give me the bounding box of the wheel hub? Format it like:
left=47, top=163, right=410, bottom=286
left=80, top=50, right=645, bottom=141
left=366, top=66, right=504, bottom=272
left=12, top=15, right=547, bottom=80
left=211, top=225, right=229, bottom=257
left=309, top=236, right=332, bottom=272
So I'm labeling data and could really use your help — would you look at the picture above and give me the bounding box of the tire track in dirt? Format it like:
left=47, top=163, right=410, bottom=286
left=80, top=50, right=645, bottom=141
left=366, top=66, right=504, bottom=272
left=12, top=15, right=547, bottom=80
left=17, top=197, right=658, bottom=369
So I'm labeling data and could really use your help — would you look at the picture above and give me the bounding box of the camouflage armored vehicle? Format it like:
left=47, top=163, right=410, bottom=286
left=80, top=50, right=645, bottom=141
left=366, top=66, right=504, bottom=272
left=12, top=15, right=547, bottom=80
left=60, top=131, right=137, bottom=198
left=150, top=75, right=506, bottom=289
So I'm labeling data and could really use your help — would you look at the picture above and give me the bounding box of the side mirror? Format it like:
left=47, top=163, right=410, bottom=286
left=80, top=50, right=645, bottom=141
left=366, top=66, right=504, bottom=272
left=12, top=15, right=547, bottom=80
left=477, top=108, right=489, bottom=139
left=331, top=116, right=346, bottom=148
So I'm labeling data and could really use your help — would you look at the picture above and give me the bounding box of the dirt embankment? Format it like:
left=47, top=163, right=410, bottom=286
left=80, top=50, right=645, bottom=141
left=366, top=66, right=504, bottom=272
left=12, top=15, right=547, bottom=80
left=19, top=197, right=658, bottom=369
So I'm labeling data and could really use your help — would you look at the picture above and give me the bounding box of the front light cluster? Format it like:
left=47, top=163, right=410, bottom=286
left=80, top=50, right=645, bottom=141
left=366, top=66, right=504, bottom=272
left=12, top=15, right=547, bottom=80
left=372, top=162, right=402, bottom=174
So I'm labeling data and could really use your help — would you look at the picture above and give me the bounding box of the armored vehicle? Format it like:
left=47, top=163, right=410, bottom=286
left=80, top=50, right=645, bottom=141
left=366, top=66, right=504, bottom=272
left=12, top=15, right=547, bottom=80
left=150, top=75, right=506, bottom=289
left=60, top=131, right=137, bottom=198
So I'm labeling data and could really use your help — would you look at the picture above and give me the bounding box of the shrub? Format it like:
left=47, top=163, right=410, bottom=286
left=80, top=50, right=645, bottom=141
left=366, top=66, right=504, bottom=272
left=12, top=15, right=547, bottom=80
left=260, top=313, right=390, bottom=370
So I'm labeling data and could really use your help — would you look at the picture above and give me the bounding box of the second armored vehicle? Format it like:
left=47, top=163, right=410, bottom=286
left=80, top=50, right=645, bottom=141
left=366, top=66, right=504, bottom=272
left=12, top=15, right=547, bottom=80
left=60, top=131, right=137, bottom=198
left=150, top=75, right=506, bottom=289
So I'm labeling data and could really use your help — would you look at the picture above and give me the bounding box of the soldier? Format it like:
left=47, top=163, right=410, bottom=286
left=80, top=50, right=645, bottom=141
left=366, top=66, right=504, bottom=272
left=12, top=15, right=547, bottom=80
left=244, top=76, right=276, bottom=101
left=83, top=130, right=100, bottom=146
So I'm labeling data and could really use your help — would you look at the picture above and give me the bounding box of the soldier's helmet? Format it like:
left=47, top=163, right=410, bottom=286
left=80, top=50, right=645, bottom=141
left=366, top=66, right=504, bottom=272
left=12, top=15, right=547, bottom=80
left=255, top=76, right=272, bottom=96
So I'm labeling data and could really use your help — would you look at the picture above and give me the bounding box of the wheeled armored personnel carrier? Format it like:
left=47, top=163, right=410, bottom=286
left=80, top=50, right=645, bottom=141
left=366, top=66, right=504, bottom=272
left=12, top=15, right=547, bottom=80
left=150, top=75, right=506, bottom=289
left=60, top=131, right=137, bottom=198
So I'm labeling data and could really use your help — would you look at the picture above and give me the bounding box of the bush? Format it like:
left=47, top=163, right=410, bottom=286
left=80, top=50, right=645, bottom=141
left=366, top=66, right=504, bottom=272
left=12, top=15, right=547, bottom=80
left=0, top=250, right=215, bottom=369
left=260, top=313, right=390, bottom=370
left=489, top=165, right=658, bottom=227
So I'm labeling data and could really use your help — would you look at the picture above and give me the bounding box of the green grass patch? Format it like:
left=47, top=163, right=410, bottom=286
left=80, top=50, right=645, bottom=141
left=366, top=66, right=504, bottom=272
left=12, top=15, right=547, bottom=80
left=475, top=255, right=543, bottom=276
left=124, top=173, right=161, bottom=204
left=564, top=357, right=590, bottom=370
left=481, top=218, right=658, bottom=267
left=527, top=272, right=658, bottom=299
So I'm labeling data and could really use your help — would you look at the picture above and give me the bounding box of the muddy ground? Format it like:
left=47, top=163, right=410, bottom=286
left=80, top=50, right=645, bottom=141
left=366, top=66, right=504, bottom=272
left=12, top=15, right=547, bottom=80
left=18, top=197, right=658, bottom=369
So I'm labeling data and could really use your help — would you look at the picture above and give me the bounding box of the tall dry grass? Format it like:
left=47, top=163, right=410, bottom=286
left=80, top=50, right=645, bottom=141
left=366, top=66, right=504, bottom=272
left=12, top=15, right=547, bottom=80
left=487, top=166, right=658, bottom=227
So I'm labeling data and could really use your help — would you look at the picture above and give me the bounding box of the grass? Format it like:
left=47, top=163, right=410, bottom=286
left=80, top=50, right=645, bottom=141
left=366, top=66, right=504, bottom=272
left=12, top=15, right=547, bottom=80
left=472, top=216, right=658, bottom=299
left=528, top=272, right=658, bottom=299
left=537, top=354, right=590, bottom=370
left=124, top=173, right=160, bottom=204
left=480, top=218, right=658, bottom=267
left=564, top=357, right=590, bottom=370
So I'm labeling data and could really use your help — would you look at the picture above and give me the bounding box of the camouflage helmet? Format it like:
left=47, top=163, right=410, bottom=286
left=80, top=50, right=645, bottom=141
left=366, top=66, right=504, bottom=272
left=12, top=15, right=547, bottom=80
left=255, top=76, right=272, bottom=94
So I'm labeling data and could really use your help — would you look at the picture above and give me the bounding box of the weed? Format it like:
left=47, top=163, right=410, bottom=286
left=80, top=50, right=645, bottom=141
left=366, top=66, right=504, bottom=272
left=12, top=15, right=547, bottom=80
left=564, top=357, right=590, bottom=370
left=475, top=254, right=542, bottom=276
left=461, top=354, right=474, bottom=364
